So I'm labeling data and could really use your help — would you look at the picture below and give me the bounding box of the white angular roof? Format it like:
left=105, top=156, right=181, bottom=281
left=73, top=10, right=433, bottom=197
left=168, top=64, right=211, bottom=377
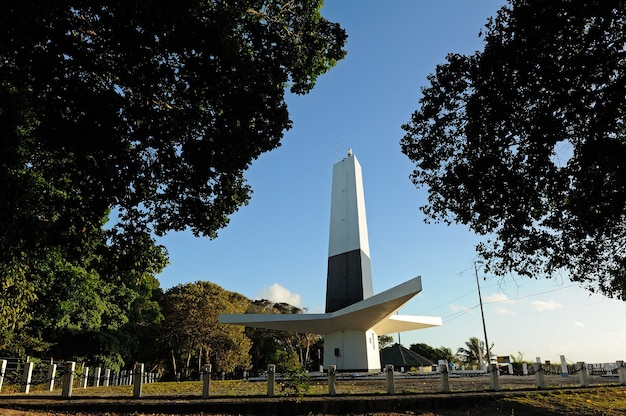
left=219, top=276, right=441, bottom=335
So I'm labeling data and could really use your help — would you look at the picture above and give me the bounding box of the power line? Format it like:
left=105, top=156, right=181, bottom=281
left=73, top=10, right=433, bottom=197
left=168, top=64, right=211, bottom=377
left=435, top=283, right=580, bottom=324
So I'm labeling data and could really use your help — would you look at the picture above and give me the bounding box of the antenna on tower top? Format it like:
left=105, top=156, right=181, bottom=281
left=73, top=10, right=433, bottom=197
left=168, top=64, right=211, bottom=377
left=347, top=148, right=353, bottom=157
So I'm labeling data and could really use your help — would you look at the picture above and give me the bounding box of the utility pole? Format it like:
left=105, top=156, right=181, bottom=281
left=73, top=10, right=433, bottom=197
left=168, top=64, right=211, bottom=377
left=474, top=260, right=492, bottom=372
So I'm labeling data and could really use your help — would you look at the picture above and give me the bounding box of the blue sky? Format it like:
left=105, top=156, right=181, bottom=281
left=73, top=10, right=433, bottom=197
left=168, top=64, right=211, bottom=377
left=157, top=0, right=626, bottom=364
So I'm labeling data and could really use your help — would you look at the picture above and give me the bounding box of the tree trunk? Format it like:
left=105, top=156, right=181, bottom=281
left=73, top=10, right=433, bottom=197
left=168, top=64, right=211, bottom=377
left=304, top=334, right=311, bottom=368
left=185, top=352, right=192, bottom=377
left=198, top=346, right=202, bottom=376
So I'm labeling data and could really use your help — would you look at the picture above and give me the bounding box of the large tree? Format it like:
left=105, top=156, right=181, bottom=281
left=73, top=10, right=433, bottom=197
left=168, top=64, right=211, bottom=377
left=245, top=299, right=322, bottom=373
left=0, top=1, right=345, bottom=359
left=160, top=281, right=251, bottom=376
left=401, top=0, right=626, bottom=299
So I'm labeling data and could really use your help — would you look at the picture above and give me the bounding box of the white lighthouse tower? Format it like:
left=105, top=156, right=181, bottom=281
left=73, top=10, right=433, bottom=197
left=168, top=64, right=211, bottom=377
left=220, top=150, right=441, bottom=372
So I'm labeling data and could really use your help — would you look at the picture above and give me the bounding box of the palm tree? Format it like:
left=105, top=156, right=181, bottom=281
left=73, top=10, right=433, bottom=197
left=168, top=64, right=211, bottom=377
left=435, top=346, right=457, bottom=366
left=456, top=337, right=494, bottom=367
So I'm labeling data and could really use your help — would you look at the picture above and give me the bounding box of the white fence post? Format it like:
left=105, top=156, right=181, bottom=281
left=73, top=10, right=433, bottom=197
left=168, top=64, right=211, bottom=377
left=267, top=364, right=275, bottom=397
left=560, top=355, right=569, bottom=377
left=385, top=364, right=395, bottom=395
left=47, top=362, right=57, bottom=391
left=328, top=365, right=337, bottom=396
left=82, top=366, right=89, bottom=388
left=439, top=363, right=450, bottom=393
left=534, top=359, right=547, bottom=389
left=490, top=364, right=500, bottom=391
left=20, top=361, right=34, bottom=393
left=522, top=363, right=528, bottom=375
left=0, top=360, right=7, bottom=392
left=617, top=361, right=626, bottom=385
left=94, top=367, right=101, bottom=387
left=202, top=364, right=212, bottom=399
left=62, top=361, right=76, bottom=398
left=577, top=362, right=589, bottom=387
left=103, top=368, right=111, bottom=387
left=133, top=363, right=144, bottom=398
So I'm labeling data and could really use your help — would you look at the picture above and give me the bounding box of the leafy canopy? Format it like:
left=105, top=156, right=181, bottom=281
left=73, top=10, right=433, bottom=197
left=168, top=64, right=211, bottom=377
left=0, top=0, right=346, bottom=362
left=401, top=0, right=626, bottom=299
left=160, top=281, right=251, bottom=374
left=1, top=0, right=346, bottom=242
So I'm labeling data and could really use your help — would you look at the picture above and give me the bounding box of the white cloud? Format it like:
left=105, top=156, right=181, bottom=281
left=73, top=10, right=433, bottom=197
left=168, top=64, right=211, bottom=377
left=484, top=293, right=514, bottom=304
left=493, top=306, right=516, bottom=316
left=450, top=304, right=472, bottom=314
left=573, top=321, right=585, bottom=328
left=533, top=299, right=562, bottom=312
left=257, top=283, right=302, bottom=307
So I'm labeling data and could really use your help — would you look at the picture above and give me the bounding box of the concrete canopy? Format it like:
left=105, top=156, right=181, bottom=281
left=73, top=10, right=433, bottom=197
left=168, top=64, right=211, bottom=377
left=219, top=276, right=441, bottom=335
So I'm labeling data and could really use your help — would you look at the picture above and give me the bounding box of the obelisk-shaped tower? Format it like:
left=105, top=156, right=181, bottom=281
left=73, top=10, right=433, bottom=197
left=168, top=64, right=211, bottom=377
left=322, top=150, right=380, bottom=372
left=326, top=150, right=374, bottom=312
left=219, top=149, right=442, bottom=373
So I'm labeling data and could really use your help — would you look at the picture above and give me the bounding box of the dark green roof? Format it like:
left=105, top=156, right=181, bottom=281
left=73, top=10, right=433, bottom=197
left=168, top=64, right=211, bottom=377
left=380, top=343, right=434, bottom=367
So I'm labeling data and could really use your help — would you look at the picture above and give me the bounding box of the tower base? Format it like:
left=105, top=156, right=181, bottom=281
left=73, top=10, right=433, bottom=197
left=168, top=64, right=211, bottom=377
left=323, top=329, right=381, bottom=373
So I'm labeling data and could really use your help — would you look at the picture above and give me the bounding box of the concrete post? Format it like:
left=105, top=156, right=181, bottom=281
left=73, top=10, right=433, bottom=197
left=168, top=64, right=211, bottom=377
left=20, top=361, right=34, bottom=393
left=328, top=365, right=337, bottom=396
left=522, top=363, right=528, bottom=376
left=82, top=366, right=89, bottom=388
left=385, top=364, right=395, bottom=395
left=617, top=361, right=626, bottom=385
left=133, top=363, right=144, bottom=398
left=490, top=364, right=500, bottom=391
left=47, top=363, right=57, bottom=391
left=577, top=362, right=589, bottom=387
left=267, top=364, right=275, bottom=397
left=0, top=359, right=7, bottom=392
left=534, top=362, right=546, bottom=389
left=103, top=368, right=111, bottom=387
left=508, top=363, right=513, bottom=375
left=560, top=355, right=568, bottom=377
left=62, top=361, right=76, bottom=398
left=439, top=364, right=450, bottom=393
left=202, top=364, right=212, bottom=399
left=93, top=367, right=101, bottom=387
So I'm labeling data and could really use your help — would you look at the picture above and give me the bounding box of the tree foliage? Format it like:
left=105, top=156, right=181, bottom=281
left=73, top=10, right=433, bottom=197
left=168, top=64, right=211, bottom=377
left=245, top=299, right=321, bottom=373
left=409, top=342, right=455, bottom=364
left=401, top=0, right=626, bottom=298
left=0, top=211, right=167, bottom=367
left=1, top=0, right=346, bottom=241
left=378, top=334, right=394, bottom=349
left=160, top=281, right=251, bottom=374
left=456, top=337, right=491, bottom=367
left=0, top=0, right=345, bottom=362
